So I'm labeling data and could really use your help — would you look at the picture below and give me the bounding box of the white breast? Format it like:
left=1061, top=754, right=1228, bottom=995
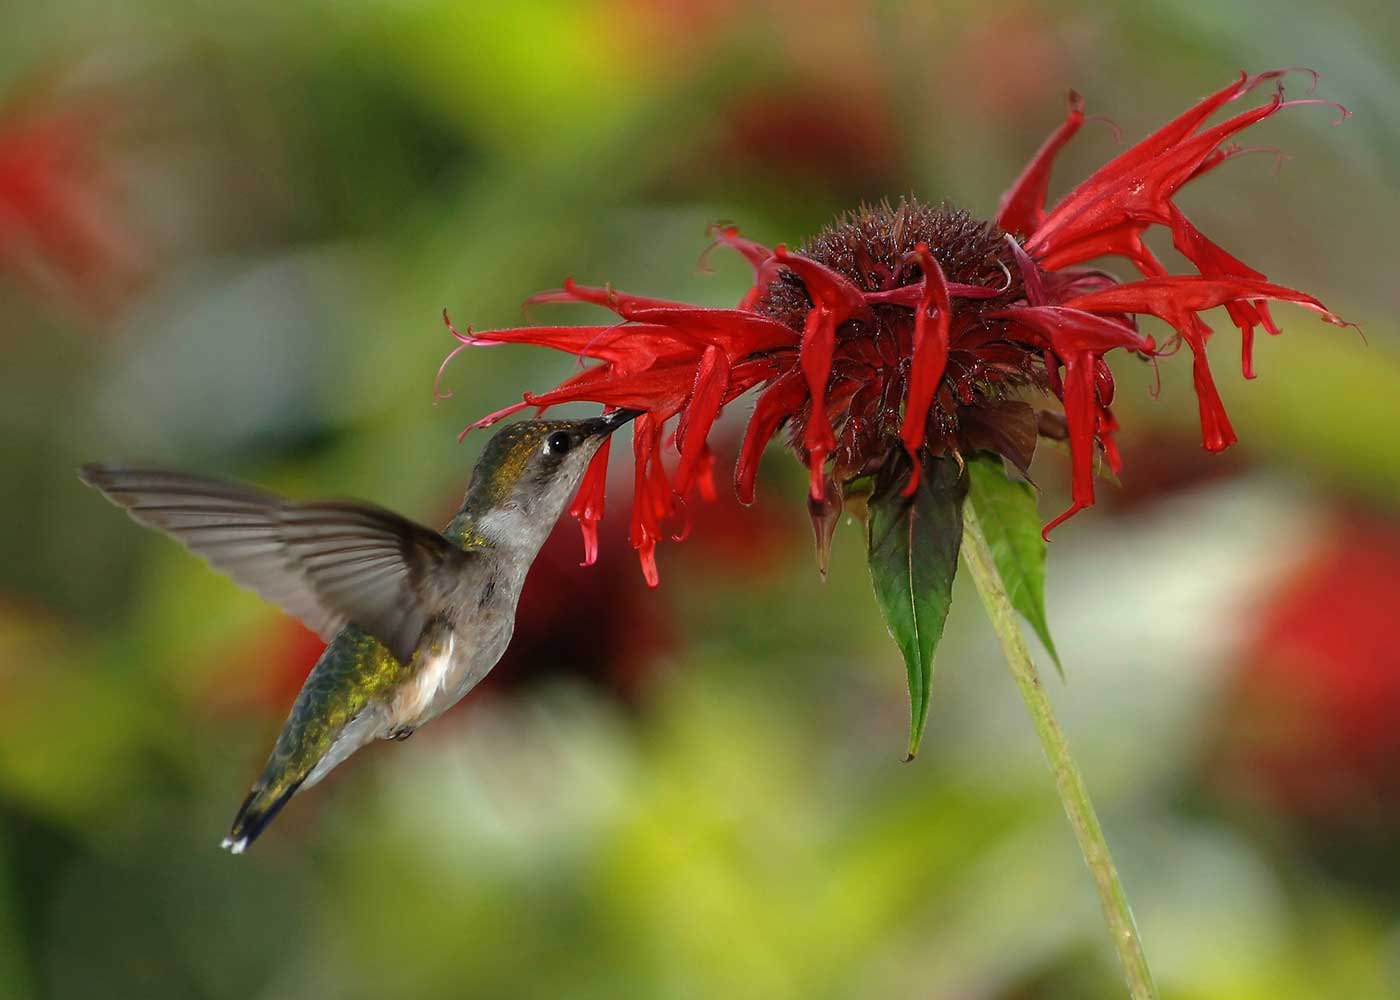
left=390, top=632, right=461, bottom=729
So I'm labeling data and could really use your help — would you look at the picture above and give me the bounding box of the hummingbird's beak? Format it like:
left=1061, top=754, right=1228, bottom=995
left=599, top=408, right=643, bottom=432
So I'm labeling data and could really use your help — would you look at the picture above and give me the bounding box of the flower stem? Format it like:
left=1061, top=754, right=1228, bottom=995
left=961, top=499, right=1157, bottom=1000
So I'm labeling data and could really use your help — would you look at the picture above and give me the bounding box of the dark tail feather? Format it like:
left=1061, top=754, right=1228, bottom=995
left=221, top=777, right=305, bottom=855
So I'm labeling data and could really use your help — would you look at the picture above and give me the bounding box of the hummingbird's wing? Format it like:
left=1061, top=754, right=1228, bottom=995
left=79, top=465, right=472, bottom=664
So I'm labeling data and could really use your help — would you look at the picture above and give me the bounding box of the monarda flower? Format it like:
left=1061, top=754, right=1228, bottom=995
left=440, top=69, right=1350, bottom=753
left=447, top=70, right=1348, bottom=580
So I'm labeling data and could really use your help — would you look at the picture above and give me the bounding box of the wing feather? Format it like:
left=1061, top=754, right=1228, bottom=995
left=79, top=465, right=469, bottom=663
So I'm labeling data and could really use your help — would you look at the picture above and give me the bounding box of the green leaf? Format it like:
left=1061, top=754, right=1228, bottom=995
left=865, top=456, right=965, bottom=760
left=965, top=453, right=1061, bottom=674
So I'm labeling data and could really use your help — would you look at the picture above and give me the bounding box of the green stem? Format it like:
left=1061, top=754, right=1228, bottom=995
left=961, top=499, right=1158, bottom=1000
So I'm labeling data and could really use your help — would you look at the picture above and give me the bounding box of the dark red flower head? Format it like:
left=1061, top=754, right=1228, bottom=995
left=442, top=70, right=1351, bottom=584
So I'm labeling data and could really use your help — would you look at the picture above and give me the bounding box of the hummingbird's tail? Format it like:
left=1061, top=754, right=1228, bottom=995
left=221, top=774, right=306, bottom=855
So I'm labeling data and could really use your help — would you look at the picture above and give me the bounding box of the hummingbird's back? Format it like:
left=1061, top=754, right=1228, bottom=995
left=224, top=626, right=407, bottom=852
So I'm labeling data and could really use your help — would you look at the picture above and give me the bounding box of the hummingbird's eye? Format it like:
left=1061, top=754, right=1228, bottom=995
left=546, top=431, right=573, bottom=455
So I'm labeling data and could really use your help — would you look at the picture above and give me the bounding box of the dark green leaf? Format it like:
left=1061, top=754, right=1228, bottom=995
left=865, top=456, right=965, bottom=760
left=965, top=453, right=1061, bottom=674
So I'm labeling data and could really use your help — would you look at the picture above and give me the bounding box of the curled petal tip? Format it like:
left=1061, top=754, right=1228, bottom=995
left=1245, top=66, right=1321, bottom=98
left=1284, top=96, right=1351, bottom=126
left=1041, top=503, right=1084, bottom=540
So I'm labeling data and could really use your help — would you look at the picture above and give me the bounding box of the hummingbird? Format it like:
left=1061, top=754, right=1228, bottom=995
left=80, top=410, right=639, bottom=853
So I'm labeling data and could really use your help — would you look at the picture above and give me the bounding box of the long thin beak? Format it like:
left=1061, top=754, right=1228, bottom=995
left=599, top=408, right=643, bottom=432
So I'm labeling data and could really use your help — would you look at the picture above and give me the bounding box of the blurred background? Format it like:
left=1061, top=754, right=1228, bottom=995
left=3, top=1, right=1399, bottom=997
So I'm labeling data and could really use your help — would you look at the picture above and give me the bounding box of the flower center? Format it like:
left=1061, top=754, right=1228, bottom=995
left=755, top=198, right=1024, bottom=329
left=752, top=199, right=1034, bottom=482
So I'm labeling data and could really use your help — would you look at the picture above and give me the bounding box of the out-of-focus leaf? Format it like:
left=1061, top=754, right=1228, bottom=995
left=865, top=456, right=964, bottom=760
left=966, top=453, right=1061, bottom=675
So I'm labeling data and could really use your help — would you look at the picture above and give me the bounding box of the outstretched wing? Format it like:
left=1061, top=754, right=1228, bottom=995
left=79, top=464, right=470, bottom=664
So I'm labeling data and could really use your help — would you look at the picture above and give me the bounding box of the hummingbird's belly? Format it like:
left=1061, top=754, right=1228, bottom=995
left=386, top=622, right=511, bottom=731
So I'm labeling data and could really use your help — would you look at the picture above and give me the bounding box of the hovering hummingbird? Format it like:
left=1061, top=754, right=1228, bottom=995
left=80, top=410, right=639, bottom=853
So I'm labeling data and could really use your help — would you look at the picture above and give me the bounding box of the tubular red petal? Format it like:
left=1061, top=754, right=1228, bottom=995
left=1034, top=221, right=1169, bottom=277
left=774, top=246, right=874, bottom=320
left=624, top=306, right=800, bottom=357
left=1186, top=323, right=1238, bottom=452
left=1038, top=72, right=1252, bottom=230
left=798, top=305, right=838, bottom=499
left=992, top=305, right=1154, bottom=356
left=997, top=90, right=1086, bottom=238
left=569, top=440, right=612, bottom=566
left=1031, top=80, right=1326, bottom=262
left=775, top=246, right=872, bottom=500
left=1063, top=275, right=1350, bottom=328
left=1006, top=235, right=1048, bottom=306
left=674, top=345, right=730, bottom=494
left=526, top=277, right=688, bottom=314
left=705, top=224, right=775, bottom=272
left=1043, top=351, right=1099, bottom=539
left=1167, top=205, right=1275, bottom=377
left=628, top=413, right=667, bottom=586
left=525, top=361, right=698, bottom=414
left=898, top=244, right=952, bottom=465
left=458, top=399, right=530, bottom=441
left=736, top=369, right=807, bottom=504
left=469, top=323, right=696, bottom=371
left=1066, top=272, right=1354, bottom=453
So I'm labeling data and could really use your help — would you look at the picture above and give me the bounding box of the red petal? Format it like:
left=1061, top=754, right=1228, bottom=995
left=469, top=323, right=696, bottom=373
left=1045, top=72, right=1253, bottom=212
left=775, top=247, right=872, bottom=500
left=674, top=345, right=730, bottom=494
left=1062, top=275, right=1349, bottom=329
left=705, top=224, right=774, bottom=272
left=1064, top=275, right=1351, bottom=453
left=705, top=224, right=777, bottom=310
left=525, top=361, right=698, bottom=415
left=993, top=305, right=1154, bottom=356
left=1042, top=350, right=1099, bottom=538
left=624, top=306, right=800, bottom=358
left=1031, top=83, right=1341, bottom=267
left=736, top=368, right=807, bottom=505
left=1167, top=205, right=1275, bottom=378
left=526, top=277, right=688, bottom=314
left=1034, top=221, right=1168, bottom=277
left=569, top=440, right=612, bottom=566
left=898, top=244, right=952, bottom=467
left=457, top=399, right=530, bottom=441
left=796, top=305, right=840, bottom=499
left=628, top=413, right=668, bottom=586
left=997, top=90, right=1086, bottom=238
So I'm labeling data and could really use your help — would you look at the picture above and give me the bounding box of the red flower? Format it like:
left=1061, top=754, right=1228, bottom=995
left=0, top=83, right=141, bottom=312
left=1211, top=510, right=1400, bottom=837
left=444, top=70, right=1351, bottom=584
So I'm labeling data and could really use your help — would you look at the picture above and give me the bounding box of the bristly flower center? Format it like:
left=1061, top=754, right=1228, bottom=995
left=755, top=199, right=1041, bottom=484
left=759, top=199, right=1023, bottom=314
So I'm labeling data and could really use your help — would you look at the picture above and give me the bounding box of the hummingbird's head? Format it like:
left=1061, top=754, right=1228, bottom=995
left=463, top=410, right=640, bottom=551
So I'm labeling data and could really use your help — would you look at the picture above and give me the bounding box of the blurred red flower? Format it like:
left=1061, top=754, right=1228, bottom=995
left=0, top=82, right=141, bottom=313
left=445, top=70, right=1350, bottom=583
left=1214, top=511, right=1400, bottom=830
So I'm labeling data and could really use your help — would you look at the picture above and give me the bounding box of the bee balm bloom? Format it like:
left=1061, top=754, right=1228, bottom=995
left=444, top=70, right=1350, bottom=584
